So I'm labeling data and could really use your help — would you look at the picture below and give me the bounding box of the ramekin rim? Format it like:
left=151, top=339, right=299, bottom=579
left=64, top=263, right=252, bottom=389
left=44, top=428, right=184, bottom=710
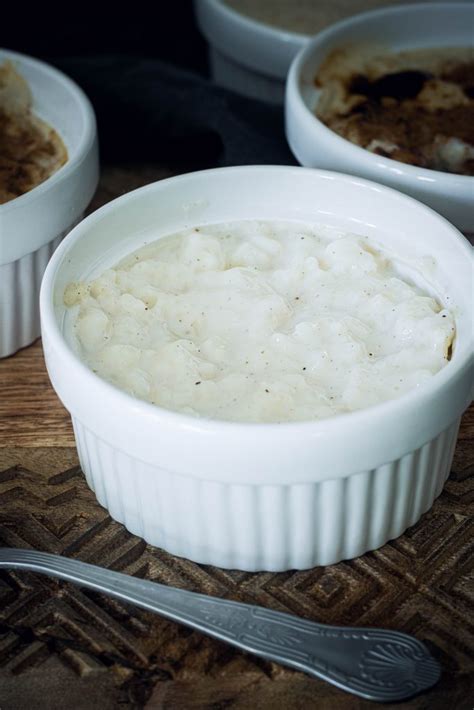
left=40, top=164, right=474, bottom=436
left=0, top=47, right=97, bottom=215
left=198, top=0, right=309, bottom=44
left=286, top=1, right=474, bottom=186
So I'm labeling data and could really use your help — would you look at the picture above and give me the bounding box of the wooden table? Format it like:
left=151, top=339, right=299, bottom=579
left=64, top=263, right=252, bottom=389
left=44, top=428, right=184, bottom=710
left=1, top=166, right=473, bottom=710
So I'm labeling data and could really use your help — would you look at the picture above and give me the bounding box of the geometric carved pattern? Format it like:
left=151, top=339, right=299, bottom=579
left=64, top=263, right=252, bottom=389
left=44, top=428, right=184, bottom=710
left=1, top=444, right=473, bottom=708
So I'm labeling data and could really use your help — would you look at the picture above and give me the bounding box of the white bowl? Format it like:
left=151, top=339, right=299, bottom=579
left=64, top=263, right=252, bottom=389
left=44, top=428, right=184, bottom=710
left=285, top=2, right=474, bottom=233
left=0, top=49, right=98, bottom=358
left=194, top=0, right=307, bottom=104
left=40, top=166, right=473, bottom=571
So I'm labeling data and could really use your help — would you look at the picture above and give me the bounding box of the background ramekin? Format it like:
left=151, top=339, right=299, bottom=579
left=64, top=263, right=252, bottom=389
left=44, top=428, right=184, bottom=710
left=285, top=2, right=474, bottom=233
left=40, top=166, right=473, bottom=571
left=194, top=0, right=307, bottom=104
left=0, top=48, right=98, bottom=358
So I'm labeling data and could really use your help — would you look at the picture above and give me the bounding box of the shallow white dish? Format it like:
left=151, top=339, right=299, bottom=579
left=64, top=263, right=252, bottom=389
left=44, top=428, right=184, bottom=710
left=194, top=0, right=307, bottom=104
left=285, top=2, right=474, bottom=232
left=0, top=49, right=98, bottom=358
left=40, top=166, right=473, bottom=571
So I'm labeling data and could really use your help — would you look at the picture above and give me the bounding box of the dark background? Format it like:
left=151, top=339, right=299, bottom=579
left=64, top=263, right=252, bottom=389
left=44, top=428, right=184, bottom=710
left=2, top=2, right=209, bottom=75
left=1, top=2, right=294, bottom=167
left=10, top=1, right=461, bottom=171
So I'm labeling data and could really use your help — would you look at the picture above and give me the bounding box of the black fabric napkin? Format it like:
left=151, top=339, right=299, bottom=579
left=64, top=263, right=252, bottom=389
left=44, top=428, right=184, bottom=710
left=51, top=56, right=297, bottom=168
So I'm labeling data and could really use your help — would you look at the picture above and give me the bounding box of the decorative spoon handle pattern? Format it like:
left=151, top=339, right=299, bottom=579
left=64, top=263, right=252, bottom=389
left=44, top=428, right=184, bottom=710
left=0, top=548, right=440, bottom=702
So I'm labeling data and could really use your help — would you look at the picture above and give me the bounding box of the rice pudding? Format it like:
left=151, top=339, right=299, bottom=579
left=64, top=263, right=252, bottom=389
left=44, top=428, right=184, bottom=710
left=0, top=61, right=67, bottom=204
left=64, top=221, right=455, bottom=423
left=315, top=46, right=474, bottom=175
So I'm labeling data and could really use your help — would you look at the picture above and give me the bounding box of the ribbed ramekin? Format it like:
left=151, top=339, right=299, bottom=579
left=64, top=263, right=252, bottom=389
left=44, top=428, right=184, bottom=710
left=72, top=416, right=460, bottom=570
left=40, top=167, right=474, bottom=571
left=194, top=0, right=307, bottom=104
left=0, top=49, right=98, bottom=358
left=285, top=2, right=474, bottom=232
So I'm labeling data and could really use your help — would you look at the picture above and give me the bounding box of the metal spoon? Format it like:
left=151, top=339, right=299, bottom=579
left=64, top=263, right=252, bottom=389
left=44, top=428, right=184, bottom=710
left=0, top=548, right=440, bottom=702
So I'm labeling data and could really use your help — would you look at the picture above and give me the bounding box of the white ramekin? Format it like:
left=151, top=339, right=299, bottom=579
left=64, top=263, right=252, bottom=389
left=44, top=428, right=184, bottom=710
left=285, top=2, right=474, bottom=233
left=0, top=49, right=99, bottom=358
left=194, top=0, right=307, bottom=104
left=40, top=166, right=474, bottom=571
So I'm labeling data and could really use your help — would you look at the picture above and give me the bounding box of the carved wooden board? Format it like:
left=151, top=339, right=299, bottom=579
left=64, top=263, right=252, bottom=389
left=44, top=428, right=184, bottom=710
left=1, top=166, right=473, bottom=709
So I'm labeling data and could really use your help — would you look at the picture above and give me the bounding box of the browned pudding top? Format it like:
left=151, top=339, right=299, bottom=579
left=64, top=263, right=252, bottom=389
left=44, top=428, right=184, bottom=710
left=0, top=62, right=68, bottom=205
left=315, top=47, right=474, bottom=175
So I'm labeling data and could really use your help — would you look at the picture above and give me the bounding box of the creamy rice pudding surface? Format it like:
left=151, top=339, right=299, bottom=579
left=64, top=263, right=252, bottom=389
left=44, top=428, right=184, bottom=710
left=64, top=221, right=454, bottom=423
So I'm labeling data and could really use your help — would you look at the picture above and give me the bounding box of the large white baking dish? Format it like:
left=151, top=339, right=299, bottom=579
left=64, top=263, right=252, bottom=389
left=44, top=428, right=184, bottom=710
left=40, top=166, right=473, bottom=571
left=0, top=49, right=98, bottom=358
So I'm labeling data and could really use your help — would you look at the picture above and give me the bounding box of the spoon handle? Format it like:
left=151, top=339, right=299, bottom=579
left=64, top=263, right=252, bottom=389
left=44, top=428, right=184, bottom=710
left=0, top=548, right=440, bottom=702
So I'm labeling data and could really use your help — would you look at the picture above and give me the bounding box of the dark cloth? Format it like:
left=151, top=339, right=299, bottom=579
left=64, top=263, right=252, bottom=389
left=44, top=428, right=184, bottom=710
left=51, top=56, right=297, bottom=168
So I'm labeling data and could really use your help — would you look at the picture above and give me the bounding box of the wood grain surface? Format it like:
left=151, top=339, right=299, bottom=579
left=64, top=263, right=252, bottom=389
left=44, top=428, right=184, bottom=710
left=1, top=165, right=473, bottom=710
